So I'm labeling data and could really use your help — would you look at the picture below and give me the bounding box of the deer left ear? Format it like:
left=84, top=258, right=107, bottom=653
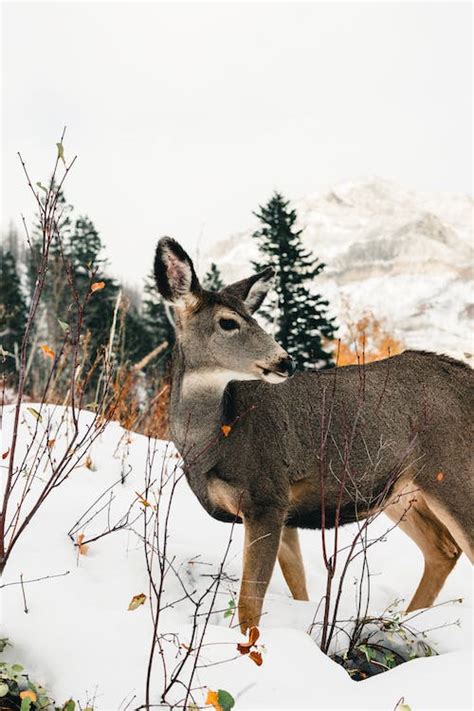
left=221, top=267, right=275, bottom=314
left=154, top=237, right=202, bottom=308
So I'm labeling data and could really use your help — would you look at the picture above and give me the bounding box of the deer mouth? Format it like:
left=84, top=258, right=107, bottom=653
left=256, top=365, right=289, bottom=383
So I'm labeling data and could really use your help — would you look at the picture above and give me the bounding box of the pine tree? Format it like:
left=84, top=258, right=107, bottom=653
left=25, top=187, right=74, bottom=348
left=142, top=273, right=175, bottom=374
left=68, top=215, right=121, bottom=369
left=203, top=262, right=224, bottom=291
left=0, top=246, right=28, bottom=375
left=252, top=192, right=336, bottom=370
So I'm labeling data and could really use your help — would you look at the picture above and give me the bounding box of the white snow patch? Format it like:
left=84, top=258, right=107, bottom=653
left=1, top=404, right=472, bottom=710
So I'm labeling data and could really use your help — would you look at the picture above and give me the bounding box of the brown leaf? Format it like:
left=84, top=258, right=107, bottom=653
left=237, top=625, right=260, bottom=654
left=221, top=424, right=232, bottom=438
left=84, top=454, right=96, bottom=470
left=91, top=281, right=106, bottom=293
left=76, top=533, right=89, bottom=555
left=436, top=471, right=444, bottom=481
left=2, top=448, right=10, bottom=459
left=249, top=650, right=263, bottom=666
left=39, top=343, right=55, bottom=359
left=128, top=592, right=147, bottom=611
left=47, top=439, right=56, bottom=449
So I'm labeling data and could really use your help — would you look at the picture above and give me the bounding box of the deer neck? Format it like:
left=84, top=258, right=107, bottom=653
left=169, top=346, right=233, bottom=470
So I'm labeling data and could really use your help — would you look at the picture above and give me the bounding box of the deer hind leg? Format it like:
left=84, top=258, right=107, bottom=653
left=238, top=511, right=284, bottom=634
left=385, top=490, right=462, bottom=612
left=278, top=526, right=309, bottom=601
left=421, top=492, right=474, bottom=563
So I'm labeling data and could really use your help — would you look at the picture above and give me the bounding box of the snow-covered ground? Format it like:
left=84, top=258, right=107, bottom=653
left=203, top=178, right=473, bottom=359
left=1, top=405, right=472, bottom=710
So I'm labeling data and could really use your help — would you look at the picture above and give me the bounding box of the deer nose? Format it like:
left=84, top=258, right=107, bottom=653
left=276, top=356, right=296, bottom=377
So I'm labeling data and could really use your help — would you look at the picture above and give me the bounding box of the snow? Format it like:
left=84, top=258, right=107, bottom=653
left=1, top=404, right=472, bottom=710
left=203, top=178, right=473, bottom=360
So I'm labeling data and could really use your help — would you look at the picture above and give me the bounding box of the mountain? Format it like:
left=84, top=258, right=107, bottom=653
left=203, top=178, right=473, bottom=359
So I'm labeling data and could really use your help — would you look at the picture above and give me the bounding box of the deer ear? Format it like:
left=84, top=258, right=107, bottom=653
left=221, top=267, right=274, bottom=314
left=154, top=237, right=201, bottom=307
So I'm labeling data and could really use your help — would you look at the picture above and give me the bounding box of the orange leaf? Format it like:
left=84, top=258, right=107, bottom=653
left=91, top=281, right=105, bottom=293
left=237, top=625, right=260, bottom=654
left=76, top=533, right=89, bottom=555
left=128, top=592, right=147, bottom=611
left=20, top=690, right=37, bottom=703
left=2, top=448, right=10, bottom=459
left=436, top=471, right=444, bottom=481
left=47, top=439, right=56, bottom=449
left=205, top=690, right=221, bottom=711
left=249, top=650, right=263, bottom=666
left=221, top=425, right=232, bottom=438
left=135, top=491, right=152, bottom=508
left=39, top=344, right=55, bottom=359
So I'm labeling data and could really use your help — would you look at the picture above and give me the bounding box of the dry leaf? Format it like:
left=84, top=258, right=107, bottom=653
left=248, top=650, right=263, bottom=666
left=76, top=533, right=89, bottom=556
left=91, top=281, right=105, bottom=293
left=205, top=690, right=221, bottom=711
left=20, top=690, right=37, bottom=703
left=206, top=690, right=234, bottom=711
left=39, top=344, right=55, bottom=359
left=135, top=491, right=152, bottom=508
left=26, top=407, right=42, bottom=422
left=84, top=454, right=96, bottom=470
left=221, top=425, right=232, bottom=438
left=2, top=449, right=10, bottom=460
left=47, top=439, right=56, bottom=449
left=237, top=625, right=260, bottom=654
left=128, top=592, right=147, bottom=611
left=436, top=471, right=444, bottom=481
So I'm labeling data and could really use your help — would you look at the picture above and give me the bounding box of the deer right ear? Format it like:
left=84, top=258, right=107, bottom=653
left=154, top=237, right=201, bottom=308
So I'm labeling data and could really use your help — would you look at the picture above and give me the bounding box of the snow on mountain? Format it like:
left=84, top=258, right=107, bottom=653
left=203, top=178, right=473, bottom=358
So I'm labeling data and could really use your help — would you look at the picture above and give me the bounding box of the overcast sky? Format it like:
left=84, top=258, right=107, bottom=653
left=1, top=1, right=472, bottom=285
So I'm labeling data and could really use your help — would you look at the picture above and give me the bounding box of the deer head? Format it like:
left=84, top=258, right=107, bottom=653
left=154, top=237, right=294, bottom=386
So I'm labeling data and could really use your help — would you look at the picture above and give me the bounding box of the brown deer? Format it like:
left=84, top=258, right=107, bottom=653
left=154, top=237, right=473, bottom=633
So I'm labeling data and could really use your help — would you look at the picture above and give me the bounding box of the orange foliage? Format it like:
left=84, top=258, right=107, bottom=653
left=331, top=311, right=404, bottom=367
left=101, top=365, right=171, bottom=440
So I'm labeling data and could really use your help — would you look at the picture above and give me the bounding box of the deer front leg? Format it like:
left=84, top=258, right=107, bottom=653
left=238, top=511, right=284, bottom=633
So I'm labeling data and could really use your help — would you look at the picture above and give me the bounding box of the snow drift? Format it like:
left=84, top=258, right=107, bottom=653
left=1, top=404, right=472, bottom=710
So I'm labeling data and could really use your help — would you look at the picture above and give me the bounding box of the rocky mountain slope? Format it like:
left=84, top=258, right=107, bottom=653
left=203, top=178, right=473, bottom=358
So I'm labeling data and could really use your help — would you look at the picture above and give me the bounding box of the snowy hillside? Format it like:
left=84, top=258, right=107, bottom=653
left=203, top=178, right=473, bottom=357
left=1, top=405, right=472, bottom=710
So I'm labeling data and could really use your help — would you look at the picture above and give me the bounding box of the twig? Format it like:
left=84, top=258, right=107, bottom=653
left=20, top=573, right=28, bottom=613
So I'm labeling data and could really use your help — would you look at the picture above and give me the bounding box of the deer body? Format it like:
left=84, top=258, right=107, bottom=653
left=155, top=237, right=473, bottom=632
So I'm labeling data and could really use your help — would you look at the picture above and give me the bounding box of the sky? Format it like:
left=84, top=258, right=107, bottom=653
left=1, top=1, right=472, bottom=285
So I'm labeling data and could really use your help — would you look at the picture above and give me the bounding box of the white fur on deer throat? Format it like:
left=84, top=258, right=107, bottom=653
left=182, top=368, right=257, bottom=396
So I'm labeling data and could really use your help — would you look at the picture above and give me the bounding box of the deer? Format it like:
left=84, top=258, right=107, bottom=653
left=154, top=236, right=473, bottom=634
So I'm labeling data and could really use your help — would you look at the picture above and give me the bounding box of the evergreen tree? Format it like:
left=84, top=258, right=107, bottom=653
left=68, top=215, right=121, bottom=369
left=0, top=246, right=28, bottom=375
left=203, top=262, right=224, bottom=291
left=116, top=289, right=155, bottom=367
left=252, top=192, right=336, bottom=370
left=142, top=273, right=175, bottom=373
left=25, top=187, right=74, bottom=348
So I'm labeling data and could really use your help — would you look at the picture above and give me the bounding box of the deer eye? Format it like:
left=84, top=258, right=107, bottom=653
left=219, top=318, right=240, bottom=332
